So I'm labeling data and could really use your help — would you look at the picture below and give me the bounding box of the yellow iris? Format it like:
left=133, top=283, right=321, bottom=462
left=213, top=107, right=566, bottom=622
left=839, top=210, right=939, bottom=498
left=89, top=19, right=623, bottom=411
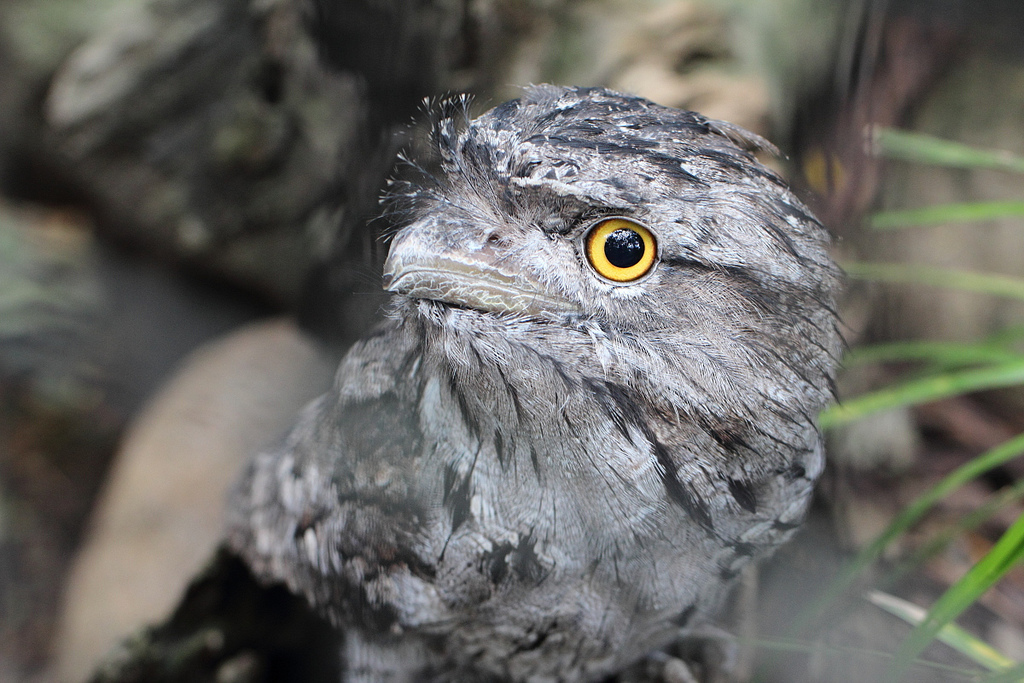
left=585, top=218, right=657, bottom=282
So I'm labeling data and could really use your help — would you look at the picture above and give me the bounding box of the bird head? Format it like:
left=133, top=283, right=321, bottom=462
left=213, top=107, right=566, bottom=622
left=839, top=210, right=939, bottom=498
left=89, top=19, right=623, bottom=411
left=382, top=86, right=840, bottom=404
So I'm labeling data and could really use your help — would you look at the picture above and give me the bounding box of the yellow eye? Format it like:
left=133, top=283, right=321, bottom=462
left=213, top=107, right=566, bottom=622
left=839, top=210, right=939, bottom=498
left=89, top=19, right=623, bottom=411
left=585, top=218, right=657, bottom=282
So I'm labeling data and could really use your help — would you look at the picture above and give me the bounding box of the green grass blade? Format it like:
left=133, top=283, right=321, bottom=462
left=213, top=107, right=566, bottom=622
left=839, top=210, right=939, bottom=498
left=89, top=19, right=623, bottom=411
left=820, top=360, right=1024, bottom=429
left=867, top=590, right=1014, bottom=671
left=871, top=201, right=1024, bottom=229
left=874, top=128, right=1024, bottom=174
left=844, top=262, right=1024, bottom=302
left=843, top=341, right=1024, bottom=369
left=888, top=511, right=1024, bottom=681
left=794, top=434, right=1024, bottom=633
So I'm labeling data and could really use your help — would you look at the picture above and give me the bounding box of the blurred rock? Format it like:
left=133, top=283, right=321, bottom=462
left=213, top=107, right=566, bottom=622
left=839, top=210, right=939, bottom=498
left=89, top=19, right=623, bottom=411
left=45, top=0, right=374, bottom=306
left=0, top=0, right=141, bottom=196
left=605, top=1, right=770, bottom=133
left=472, top=0, right=779, bottom=135
left=51, top=318, right=334, bottom=682
left=0, top=0, right=140, bottom=82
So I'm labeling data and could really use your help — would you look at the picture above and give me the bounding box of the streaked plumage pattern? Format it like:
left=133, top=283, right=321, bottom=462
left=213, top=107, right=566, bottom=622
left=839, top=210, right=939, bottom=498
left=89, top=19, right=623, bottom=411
left=228, top=85, right=842, bottom=681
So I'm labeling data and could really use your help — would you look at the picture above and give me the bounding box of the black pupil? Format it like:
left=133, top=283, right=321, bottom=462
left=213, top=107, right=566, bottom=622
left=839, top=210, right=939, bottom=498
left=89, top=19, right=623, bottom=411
left=604, top=228, right=644, bottom=268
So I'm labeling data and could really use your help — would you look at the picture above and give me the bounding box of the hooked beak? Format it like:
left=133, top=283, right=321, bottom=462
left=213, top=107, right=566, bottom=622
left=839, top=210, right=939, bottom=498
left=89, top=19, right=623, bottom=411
left=383, top=231, right=578, bottom=316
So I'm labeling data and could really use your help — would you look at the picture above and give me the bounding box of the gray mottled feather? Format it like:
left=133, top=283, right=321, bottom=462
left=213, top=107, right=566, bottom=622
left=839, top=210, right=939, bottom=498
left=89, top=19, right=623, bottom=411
left=228, top=85, right=842, bottom=681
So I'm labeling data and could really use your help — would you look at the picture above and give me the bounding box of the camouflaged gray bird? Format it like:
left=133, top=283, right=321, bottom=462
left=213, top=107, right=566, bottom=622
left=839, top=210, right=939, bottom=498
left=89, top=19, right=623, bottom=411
left=228, top=85, right=842, bottom=682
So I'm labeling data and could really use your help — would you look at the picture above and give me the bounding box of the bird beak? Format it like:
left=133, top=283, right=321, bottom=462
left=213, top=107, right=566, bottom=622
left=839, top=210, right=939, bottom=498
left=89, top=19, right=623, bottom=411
left=382, top=230, right=578, bottom=316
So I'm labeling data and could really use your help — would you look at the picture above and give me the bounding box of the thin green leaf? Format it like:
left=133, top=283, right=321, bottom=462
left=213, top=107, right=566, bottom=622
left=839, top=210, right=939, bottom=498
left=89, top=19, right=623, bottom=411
left=874, top=128, right=1024, bottom=174
left=867, top=590, right=1014, bottom=671
left=844, top=262, right=1024, bottom=303
left=871, top=201, right=1024, bottom=229
left=794, top=434, right=1024, bottom=632
left=889, top=511, right=1024, bottom=680
left=820, top=360, right=1024, bottom=429
left=843, top=341, right=1024, bottom=369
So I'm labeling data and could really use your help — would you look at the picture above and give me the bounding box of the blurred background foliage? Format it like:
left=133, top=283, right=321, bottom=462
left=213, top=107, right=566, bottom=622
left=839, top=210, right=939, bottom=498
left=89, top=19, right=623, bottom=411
left=3, top=0, right=1024, bottom=681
